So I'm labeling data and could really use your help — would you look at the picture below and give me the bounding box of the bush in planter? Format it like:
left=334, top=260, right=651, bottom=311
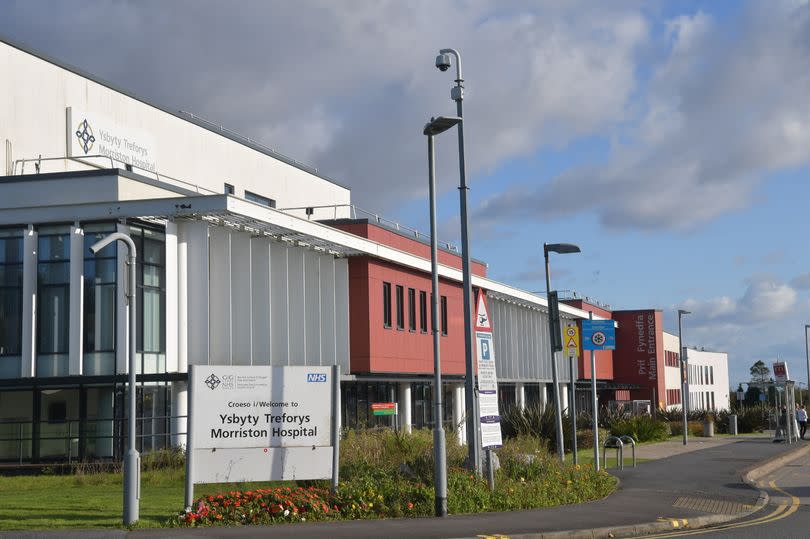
left=669, top=420, right=704, bottom=437
left=609, top=415, right=669, bottom=443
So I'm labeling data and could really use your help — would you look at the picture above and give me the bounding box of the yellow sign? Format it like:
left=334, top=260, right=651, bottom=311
left=564, top=322, right=580, bottom=358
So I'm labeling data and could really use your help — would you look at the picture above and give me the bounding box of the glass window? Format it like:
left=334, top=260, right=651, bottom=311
left=245, top=190, right=276, bottom=208
left=408, top=288, right=416, bottom=331
left=382, top=282, right=391, bottom=328
left=130, top=225, right=166, bottom=360
left=395, top=285, right=404, bottom=330
left=37, top=228, right=70, bottom=361
left=0, top=231, right=23, bottom=358
left=419, top=291, right=427, bottom=333
left=83, top=225, right=117, bottom=374
left=224, top=183, right=235, bottom=195
left=441, top=296, right=448, bottom=336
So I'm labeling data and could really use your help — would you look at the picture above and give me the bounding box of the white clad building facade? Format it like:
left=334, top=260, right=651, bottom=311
left=0, top=35, right=603, bottom=463
left=662, top=331, right=730, bottom=412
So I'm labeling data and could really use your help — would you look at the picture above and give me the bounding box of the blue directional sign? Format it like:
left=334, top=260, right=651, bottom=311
left=581, top=319, right=616, bottom=350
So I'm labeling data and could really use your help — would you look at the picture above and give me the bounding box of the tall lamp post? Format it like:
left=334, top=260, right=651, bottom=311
left=805, top=325, right=809, bottom=409
left=678, top=309, right=691, bottom=446
left=435, top=47, right=480, bottom=473
left=544, top=242, right=581, bottom=462
left=90, top=232, right=140, bottom=525
left=424, top=115, right=462, bottom=517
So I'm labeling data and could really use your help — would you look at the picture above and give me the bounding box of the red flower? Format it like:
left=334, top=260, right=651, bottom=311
left=407, top=502, right=414, bottom=510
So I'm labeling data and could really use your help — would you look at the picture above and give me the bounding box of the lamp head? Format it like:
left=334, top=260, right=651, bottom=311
left=678, top=309, right=691, bottom=316
left=435, top=53, right=451, bottom=72
left=423, top=116, right=462, bottom=136
left=544, top=242, right=581, bottom=255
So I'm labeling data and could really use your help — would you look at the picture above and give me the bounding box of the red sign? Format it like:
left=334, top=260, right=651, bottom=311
left=371, top=402, right=396, bottom=410
left=475, top=292, right=491, bottom=332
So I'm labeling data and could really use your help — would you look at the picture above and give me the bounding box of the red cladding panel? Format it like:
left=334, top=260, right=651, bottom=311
left=612, top=310, right=666, bottom=407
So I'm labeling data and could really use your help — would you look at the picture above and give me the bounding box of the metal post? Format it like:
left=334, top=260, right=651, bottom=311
left=590, top=312, right=599, bottom=471
left=124, top=246, right=140, bottom=525
left=90, top=232, right=140, bottom=525
left=440, top=48, right=481, bottom=476
left=570, top=356, right=578, bottom=465
left=428, top=133, right=448, bottom=517
left=678, top=310, right=689, bottom=446
left=486, top=448, right=495, bottom=490
left=805, top=325, right=809, bottom=411
left=545, top=252, right=565, bottom=461
left=331, top=364, right=341, bottom=492
left=184, top=368, right=194, bottom=511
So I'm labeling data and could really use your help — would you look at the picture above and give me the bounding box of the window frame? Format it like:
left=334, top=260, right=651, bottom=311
left=408, top=288, right=416, bottom=332
left=382, top=282, right=391, bottom=328
left=395, top=285, right=404, bottom=330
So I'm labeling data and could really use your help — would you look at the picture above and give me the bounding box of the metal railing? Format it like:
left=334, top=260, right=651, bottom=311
left=11, top=154, right=217, bottom=195
left=0, top=415, right=188, bottom=464
left=278, top=203, right=461, bottom=253
left=603, top=435, right=624, bottom=470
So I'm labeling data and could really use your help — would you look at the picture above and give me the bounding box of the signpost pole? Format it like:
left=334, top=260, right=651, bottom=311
left=569, top=356, right=578, bottom=466
left=331, top=364, right=341, bottom=493
left=589, top=312, right=599, bottom=471
left=184, top=368, right=195, bottom=511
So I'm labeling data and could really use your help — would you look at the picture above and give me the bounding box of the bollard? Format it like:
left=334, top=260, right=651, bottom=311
left=729, top=414, right=738, bottom=436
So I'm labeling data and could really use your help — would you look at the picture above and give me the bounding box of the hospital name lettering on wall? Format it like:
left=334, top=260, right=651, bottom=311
left=634, top=313, right=657, bottom=381
left=67, top=107, right=157, bottom=173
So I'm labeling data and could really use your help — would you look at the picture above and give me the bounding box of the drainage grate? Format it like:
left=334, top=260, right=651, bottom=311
left=672, top=496, right=753, bottom=515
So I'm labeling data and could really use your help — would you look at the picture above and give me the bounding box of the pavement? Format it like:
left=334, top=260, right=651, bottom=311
left=3, top=435, right=809, bottom=539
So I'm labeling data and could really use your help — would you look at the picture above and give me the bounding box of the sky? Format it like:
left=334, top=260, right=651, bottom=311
left=2, top=0, right=809, bottom=388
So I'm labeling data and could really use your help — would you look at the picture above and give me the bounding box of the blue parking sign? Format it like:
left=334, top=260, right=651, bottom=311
left=581, top=320, right=616, bottom=350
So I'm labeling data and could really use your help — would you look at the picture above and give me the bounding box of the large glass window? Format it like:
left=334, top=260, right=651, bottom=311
left=0, top=230, right=23, bottom=378
left=244, top=190, right=276, bottom=208
left=83, top=224, right=117, bottom=375
left=130, top=225, right=166, bottom=374
left=37, top=226, right=70, bottom=376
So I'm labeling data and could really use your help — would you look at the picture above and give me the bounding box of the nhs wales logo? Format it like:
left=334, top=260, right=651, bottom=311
left=306, top=373, right=327, bottom=382
left=204, top=373, right=221, bottom=390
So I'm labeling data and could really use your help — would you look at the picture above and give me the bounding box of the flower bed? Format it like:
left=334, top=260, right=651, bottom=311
left=176, top=431, right=616, bottom=527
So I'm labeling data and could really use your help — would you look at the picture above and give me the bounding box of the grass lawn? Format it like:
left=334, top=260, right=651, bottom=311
left=563, top=448, right=648, bottom=468
left=0, top=468, right=281, bottom=531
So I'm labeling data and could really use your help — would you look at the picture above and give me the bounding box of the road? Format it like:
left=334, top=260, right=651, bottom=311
left=640, top=445, right=810, bottom=539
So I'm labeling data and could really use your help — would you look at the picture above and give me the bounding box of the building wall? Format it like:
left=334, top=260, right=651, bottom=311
left=0, top=39, right=350, bottom=218
left=348, top=256, right=466, bottom=375
left=685, top=348, right=730, bottom=411
left=489, top=297, right=573, bottom=383
left=612, top=310, right=665, bottom=405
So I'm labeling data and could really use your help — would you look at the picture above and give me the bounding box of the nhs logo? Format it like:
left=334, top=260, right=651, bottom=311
left=306, top=373, right=328, bottom=382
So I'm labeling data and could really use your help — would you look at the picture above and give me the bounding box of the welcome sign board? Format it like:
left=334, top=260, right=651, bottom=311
left=188, top=365, right=337, bottom=485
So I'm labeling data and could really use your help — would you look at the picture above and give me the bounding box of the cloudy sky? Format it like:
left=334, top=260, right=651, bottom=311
left=2, top=0, right=809, bottom=387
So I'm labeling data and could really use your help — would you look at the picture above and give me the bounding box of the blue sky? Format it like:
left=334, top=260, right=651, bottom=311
left=2, top=0, right=809, bottom=388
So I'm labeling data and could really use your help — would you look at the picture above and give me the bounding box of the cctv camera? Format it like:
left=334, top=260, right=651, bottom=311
left=435, top=54, right=451, bottom=72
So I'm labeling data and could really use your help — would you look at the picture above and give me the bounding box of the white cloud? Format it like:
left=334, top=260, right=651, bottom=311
left=472, top=1, right=810, bottom=232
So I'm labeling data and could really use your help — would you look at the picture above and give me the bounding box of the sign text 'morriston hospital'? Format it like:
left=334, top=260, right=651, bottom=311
left=210, top=412, right=318, bottom=439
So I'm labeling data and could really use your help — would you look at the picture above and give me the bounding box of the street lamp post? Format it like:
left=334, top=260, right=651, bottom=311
left=90, top=232, right=140, bottom=525
left=435, top=48, right=480, bottom=474
left=678, top=309, right=691, bottom=446
left=544, top=242, right=581, bottom=462
left=805, top=325, right=809, bottom=410
left=424, top=115, right=462, bottom=517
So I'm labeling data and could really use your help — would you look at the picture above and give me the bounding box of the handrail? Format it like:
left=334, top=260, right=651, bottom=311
left=278, top=203, right=461, bottom=253
left=603, top=435, right=624, bottom=470
left=11, top=154, right=218, bottom=195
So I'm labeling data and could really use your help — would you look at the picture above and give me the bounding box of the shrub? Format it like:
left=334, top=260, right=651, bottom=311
left=669, top=420, right=704, bottom=438
left=500, top=405, right=573, bottom=452
left=609, top=415, right=670, bottom=443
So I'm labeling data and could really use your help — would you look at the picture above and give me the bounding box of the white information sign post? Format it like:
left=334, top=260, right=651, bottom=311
left=185, top=365, right=339, bottom=509
left=475, top=293, right=502, bottom=449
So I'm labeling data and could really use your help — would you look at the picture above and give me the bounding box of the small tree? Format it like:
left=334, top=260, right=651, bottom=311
left=750, top=360, right=770, bottom=389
